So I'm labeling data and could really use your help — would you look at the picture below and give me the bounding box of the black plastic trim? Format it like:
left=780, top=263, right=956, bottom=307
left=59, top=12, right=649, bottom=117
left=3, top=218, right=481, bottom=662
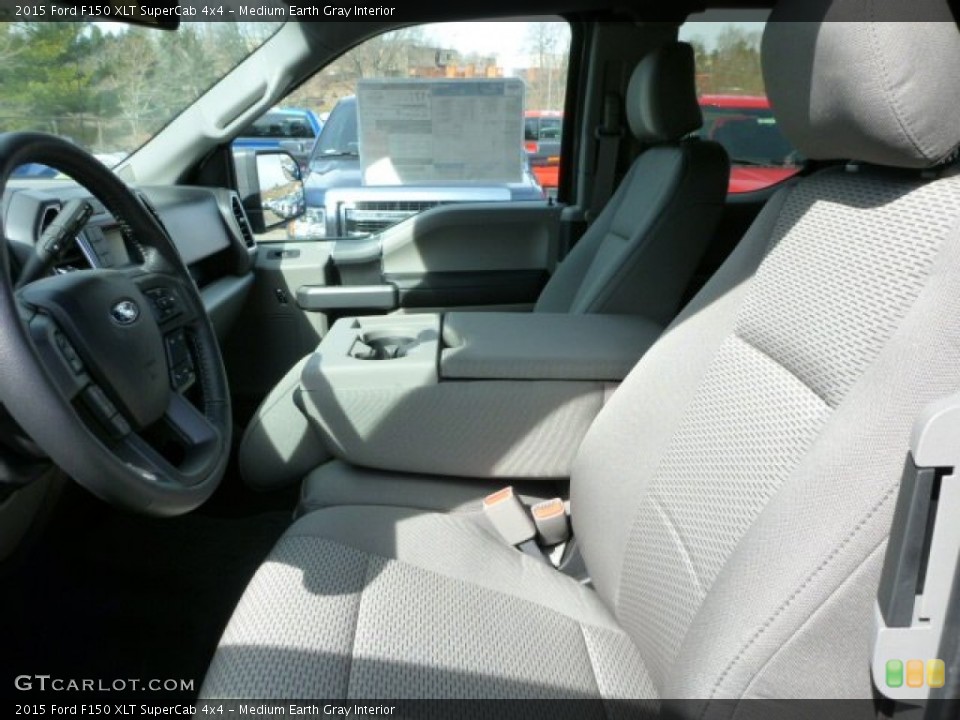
left=385, top=269, right=548, bottom=308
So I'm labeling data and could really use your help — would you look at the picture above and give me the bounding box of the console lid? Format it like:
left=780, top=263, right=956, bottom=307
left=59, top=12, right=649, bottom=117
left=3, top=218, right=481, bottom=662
left=441, top=312, right=662, bottom=381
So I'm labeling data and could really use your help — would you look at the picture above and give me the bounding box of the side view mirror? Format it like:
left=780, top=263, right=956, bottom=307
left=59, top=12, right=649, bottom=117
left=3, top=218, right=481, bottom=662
left=233, top=148, right=305, bottom=234
left=256, top=151, right=305, bottom=228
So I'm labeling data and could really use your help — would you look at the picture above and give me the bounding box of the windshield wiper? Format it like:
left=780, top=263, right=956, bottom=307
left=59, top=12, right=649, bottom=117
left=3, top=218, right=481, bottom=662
left=318, top=150, right=358, bottom=158
left=730, top=158, right=782, bottom=167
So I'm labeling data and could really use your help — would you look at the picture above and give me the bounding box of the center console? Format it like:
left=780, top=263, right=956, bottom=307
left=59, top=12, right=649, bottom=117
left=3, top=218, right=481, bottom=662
left=299, top=312, right=661, bottom=479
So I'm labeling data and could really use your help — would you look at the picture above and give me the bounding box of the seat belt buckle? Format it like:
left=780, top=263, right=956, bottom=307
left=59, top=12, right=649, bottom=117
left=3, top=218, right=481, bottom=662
left=531, top=498, right=570, bottom=546
left=482, top=487, right=536, bottom=546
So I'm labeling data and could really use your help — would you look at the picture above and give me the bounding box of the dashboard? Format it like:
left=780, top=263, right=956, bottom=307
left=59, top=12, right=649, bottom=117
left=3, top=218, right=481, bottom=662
left=1, top=181, right=257, bottom=342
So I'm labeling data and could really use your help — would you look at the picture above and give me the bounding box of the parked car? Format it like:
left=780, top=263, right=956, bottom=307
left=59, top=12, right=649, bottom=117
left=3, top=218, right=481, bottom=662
left=531, top=96, right=801, bottom=196
left=290, top=95, right=544, bottom=239
left=698, top=94, right=801, bottom=193
left=233, top=107, right=323, bottom=172
left=524, top=110, right=563, bottom=192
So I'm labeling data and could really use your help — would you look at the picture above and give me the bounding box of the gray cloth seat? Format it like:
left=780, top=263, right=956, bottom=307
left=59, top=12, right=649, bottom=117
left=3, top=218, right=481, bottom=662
left=239, top=41, right=727, bottom=493
left=297, top=459, right=565, bottom=517
left=534, top=41, right=728, bottom=320
left=204, top=0, right=960, bottom=706
left=202, top=505, right=658, bottom=704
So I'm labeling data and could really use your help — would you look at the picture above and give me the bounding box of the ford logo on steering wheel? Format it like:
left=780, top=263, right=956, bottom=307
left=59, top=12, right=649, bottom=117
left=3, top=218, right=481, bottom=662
left=110, top=299, right=140, bottom=326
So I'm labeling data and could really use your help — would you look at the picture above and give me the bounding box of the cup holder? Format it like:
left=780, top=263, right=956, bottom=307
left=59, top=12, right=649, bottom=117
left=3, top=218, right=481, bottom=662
left=351, top=330, right=419, bottom=360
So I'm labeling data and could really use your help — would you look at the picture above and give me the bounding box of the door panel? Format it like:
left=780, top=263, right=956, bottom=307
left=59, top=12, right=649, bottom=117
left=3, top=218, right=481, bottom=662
left=379, top=202, right=563, bottom=310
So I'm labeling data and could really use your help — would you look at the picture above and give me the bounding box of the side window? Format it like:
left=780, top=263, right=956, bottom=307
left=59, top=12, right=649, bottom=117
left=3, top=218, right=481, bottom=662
left=679, top=16, right=802, bottom=194
left=249, top=20, right=571, bottom=241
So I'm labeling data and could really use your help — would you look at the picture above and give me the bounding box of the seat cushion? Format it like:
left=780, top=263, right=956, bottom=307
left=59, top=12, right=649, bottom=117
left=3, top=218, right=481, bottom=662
left=298, top=460, right=566, bottom=517
left=201, top=504, right=658, bottom=704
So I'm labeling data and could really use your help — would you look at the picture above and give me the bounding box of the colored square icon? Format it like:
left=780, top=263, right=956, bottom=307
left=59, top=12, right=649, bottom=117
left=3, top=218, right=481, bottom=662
left=886, top=659, right=904, bottom=688
left=906, top=660, right=925, bottom=688
left=928, top=659, right=945, bottom=689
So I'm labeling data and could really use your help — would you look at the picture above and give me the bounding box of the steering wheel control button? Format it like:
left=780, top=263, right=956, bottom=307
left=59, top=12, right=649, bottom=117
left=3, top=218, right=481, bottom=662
left=53, top=330, right=85, bottom=374
left=108, top=412, right=132, bottom=438
left=145, top=287, right=182, bottom=323
left=165, top=330, right=190, bottom=366
left=171, top=364, right=197, bottom=391
left=165, top=329, right=197, bottom=392
left=83, top=384, right=118, bottom=419
left=81, top=385, right=131, bottom=439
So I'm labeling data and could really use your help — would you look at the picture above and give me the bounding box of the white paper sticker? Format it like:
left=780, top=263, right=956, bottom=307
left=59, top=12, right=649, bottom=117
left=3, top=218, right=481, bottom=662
left=357, top=78, right=525, bottom=186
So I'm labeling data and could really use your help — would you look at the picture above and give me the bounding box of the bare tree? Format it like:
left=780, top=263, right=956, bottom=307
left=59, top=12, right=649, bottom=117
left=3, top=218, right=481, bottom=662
left=287, top=27, right=429, bottom=112
left=523, top=22, right=570, bottom=110
left=98, top=30, right=160, bottom=143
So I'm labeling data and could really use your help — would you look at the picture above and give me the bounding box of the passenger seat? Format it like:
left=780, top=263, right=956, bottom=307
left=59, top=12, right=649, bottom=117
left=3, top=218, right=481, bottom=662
left=534, top=41, right=729, bottom=324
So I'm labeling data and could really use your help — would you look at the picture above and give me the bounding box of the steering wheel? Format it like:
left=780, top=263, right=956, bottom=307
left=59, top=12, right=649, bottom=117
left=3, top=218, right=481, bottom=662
left=0, top=133, right=231, bottom=516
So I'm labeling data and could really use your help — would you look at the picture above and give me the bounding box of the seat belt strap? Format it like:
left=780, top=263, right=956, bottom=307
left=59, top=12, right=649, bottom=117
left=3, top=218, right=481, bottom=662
left=587, top=92, right=624, bottom=223
left=871, top=391, right=960, bottom=712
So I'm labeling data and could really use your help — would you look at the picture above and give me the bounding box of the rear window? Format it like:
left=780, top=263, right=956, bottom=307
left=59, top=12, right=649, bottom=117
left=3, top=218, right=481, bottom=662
left=699, top=102, right=795, bottom=166
left=680, top=14, right=803, bottom=194
left=525, top=116, right=562, bottom=141
left=242, top=112, right=316, bottom=139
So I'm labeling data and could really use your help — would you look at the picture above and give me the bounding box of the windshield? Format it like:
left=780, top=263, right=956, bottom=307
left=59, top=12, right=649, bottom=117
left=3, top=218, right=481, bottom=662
left=312, top=100, right=358, bottom=159
left=0, top=21, right=281, bottom=172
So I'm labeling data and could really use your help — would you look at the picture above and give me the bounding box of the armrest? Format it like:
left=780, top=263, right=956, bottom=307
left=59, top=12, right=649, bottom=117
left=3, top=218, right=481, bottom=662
left=441, top=312, right=662, bottom=381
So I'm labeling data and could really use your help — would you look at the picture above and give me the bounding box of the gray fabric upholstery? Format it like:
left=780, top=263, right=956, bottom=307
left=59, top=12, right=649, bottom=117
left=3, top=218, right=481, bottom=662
left=763, top=0, right=960, bottom=168
left=238, top=356, right=331, bottom=492
left=573, top=165, right=960, bottom=702
left=206, top=1, right=960, bottom=705
left=202, top=506, right=657, bottom=703
left=535, top=141, right=729, bottom=320
left=441, top=312, right=663, bottom=381
left=302, top=378, right=606, bottom=479
left=626, top=42, right=703, bottom=144
left=298, top=460, right=564, bottom=517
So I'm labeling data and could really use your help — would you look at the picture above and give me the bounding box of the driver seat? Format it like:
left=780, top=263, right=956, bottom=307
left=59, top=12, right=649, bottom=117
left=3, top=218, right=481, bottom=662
left=202, top=0, right=960, bottom=705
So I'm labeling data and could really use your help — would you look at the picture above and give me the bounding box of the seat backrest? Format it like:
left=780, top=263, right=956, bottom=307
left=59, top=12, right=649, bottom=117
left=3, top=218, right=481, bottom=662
left=534, top=43, right=729, bottom=324
left=571, top=0, right=960, bottom=703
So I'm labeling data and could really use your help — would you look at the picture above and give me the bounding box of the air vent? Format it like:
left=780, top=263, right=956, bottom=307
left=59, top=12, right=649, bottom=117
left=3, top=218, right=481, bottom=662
left=230, top=195, right=256, bottom=248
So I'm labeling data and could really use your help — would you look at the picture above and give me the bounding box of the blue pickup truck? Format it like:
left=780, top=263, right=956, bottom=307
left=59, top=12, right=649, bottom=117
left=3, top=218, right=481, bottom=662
left=289, top=96, right=544, bottom=239
left=233, top=107, right=323, bottom=172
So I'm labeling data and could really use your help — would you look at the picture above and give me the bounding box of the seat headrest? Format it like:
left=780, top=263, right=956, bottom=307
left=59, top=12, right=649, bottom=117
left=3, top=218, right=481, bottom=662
left=626, top=42, right=703, bottom=144
left=762, top=0, right=960, bottom=169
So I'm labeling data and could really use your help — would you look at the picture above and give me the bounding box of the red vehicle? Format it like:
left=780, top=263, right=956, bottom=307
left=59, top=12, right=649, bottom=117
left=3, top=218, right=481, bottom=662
left=524, top=110, right=562, bottom=192
left=527, top=96, right=800, bottom=196
left=698, top=94, right=801, bottom=193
